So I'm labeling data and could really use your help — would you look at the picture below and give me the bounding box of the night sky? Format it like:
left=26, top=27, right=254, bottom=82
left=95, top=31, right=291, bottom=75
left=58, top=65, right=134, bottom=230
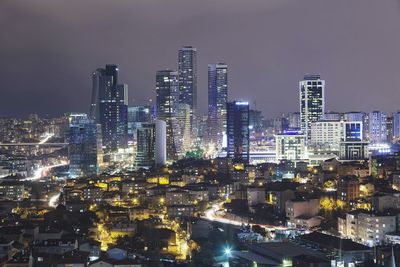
left=1, top=0, right=400, bottom=118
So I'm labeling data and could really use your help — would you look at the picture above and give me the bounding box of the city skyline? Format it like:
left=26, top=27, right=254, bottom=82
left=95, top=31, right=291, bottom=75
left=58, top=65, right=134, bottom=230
left=3, top=1, right=400, bottom=265
left=2, top=0, right=400, bottom=118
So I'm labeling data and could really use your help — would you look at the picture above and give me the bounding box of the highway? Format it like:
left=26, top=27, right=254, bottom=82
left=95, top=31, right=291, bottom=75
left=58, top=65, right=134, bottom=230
left=203, top=201, right=288, bottom=231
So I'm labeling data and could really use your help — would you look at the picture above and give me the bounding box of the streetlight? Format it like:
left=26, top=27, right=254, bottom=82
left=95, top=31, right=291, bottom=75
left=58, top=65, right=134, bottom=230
left=224, top=245, right=232, bottom=265
left=224, top=247, right=232, bottom=257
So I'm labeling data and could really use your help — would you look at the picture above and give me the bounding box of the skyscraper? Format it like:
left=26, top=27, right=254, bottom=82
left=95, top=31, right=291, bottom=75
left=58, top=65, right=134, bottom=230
left=95, top=65, right=128, bottom=154
left=368, top=111, right=387, bottom=144
left=136, top=123, right=156, bottom=169
left=178, top=46, right=197, bottom=117
left=299, top=74, right=325, bottom=141
left=226, top=101, right=250, bottom=163
left=128, top=105, right=152, bottom=142
left=68, top=113, right=101, bottom=178
left=89, top=68, right=103, bottom=121
left=156, top=70, right=180, bottom=161
left=177, top=103, right=191, bottom=154
left=135, top=119, right=167, bottom=169
left=207, top=63, right=228, bottom=146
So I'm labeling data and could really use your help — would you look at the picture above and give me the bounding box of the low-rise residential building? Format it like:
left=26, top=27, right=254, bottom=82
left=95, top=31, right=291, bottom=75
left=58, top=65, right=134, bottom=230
left=338, top=210, right=397, bottom=247
left=286, top=199, right=320, bottom=229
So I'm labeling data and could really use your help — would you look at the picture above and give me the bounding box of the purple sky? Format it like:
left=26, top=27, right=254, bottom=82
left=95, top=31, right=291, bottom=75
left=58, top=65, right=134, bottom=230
left=1, top=0, right=400, bottom=118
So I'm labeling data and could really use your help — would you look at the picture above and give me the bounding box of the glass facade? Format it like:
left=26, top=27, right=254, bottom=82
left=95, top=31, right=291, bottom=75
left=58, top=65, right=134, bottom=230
left=207, top=63, right=228, bottom=146
left=68, top=113, right=99, bottom=178
left=156, top=70, right=180, bottom=160
left=226, top=101, right=250, bottom=163
left=299, top=74, right=325, bottom=142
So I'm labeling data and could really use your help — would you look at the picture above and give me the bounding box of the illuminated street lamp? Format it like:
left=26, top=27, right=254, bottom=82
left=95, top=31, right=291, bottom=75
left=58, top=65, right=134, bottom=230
left=224, top=245, right=232, bottom=264
left=224, top=247, right=232, bottom=257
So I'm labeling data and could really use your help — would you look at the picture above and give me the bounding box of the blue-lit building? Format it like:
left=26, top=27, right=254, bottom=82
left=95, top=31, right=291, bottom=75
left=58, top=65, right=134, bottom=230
left=156, top=70, right=180, bottom=161
left=178, top=46, right=197, bottom=117
left=68, top=113, right=101, bottom=178
left=226, top=101, right=250, bottom=163
left=207, top=63, right=228, bottom=146
left=340, top=121, right=369, bottom=161
left=345, top=122, right=362, bottom=141
left=94, top=65, right=128, bottom=154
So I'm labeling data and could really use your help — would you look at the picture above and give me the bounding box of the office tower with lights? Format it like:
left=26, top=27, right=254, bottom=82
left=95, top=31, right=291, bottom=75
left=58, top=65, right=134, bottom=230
left=95, top=65, right=128, bottom=154
left=207, top=63, right=228, bottom=146
left=156, top=70, right=180, bottom=161
left=299, top=74, right=325, bottom=141
left=135, top=119, right=167, bottom=169
left=155, top=120, right=167, bottom=166
left=128, top=105, right=152, bottom=142
left=368, top=111, right=387, bottom=144
left=178, top=46, right=197, bottom=118
left=178, top=103, right=191, bottom=154
left=136, top=123, right=156, bottom=169
left=226, top=101, right=250, bottom=163
left=89, top=68, right=103, bottom=121
left=68, top=113, right=100, bottom=178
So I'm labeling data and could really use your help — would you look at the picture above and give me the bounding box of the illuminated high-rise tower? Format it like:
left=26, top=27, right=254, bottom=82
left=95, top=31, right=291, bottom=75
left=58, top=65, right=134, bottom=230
left=208, top=63, right=228, bottom=146
left=156, top=70, right=180, bottom=161
left=226, top=101, right=250, bottom=163
left=178, top=46, right=197, bottom=119
left=68, top=113, right=101, bottom=178
left=93, top=65, right=128, bottom=154
left=299, top=74, right=325, bottom=141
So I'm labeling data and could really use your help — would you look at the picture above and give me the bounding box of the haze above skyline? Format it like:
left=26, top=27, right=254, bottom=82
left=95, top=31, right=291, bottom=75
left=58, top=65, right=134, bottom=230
left=1, top=0, right=400, bottom=118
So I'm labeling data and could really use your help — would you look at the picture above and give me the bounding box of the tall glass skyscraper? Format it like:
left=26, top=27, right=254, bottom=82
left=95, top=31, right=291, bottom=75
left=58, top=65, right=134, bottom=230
left=156, top=70, right=180, bottom=160
left=178, top=103, right=191, bottom=154
left=136, top=122, right=156, bottom=169
left=226, top=101, right=250, bottom=163
left=68, top=113, right=101, bottom=178
left=94, top=65, right=128, bottom=154
left=208, top=63, right=228, bottom=146
left=178, top=46, right=197, bottom=118
left=299, top=74, right=325, bottom=141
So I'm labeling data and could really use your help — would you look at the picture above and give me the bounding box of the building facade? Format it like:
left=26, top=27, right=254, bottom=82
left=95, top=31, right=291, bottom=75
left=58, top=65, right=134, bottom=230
left=156, top=70, right=181, bottom=161
left=368, top=111, right=387, bottom=144
left=178, top=46, right=197, bottom=119
left=207, top=63, right=228, bottom=146
left=299, top=75, right=325, bottom=142
left=95, top=65, right=128, bottom=154
left=226, top=101, right=250, bottom=163
left=275, top=129, right=307, bottom=163
left=68, top=113, right=101, bottom=178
